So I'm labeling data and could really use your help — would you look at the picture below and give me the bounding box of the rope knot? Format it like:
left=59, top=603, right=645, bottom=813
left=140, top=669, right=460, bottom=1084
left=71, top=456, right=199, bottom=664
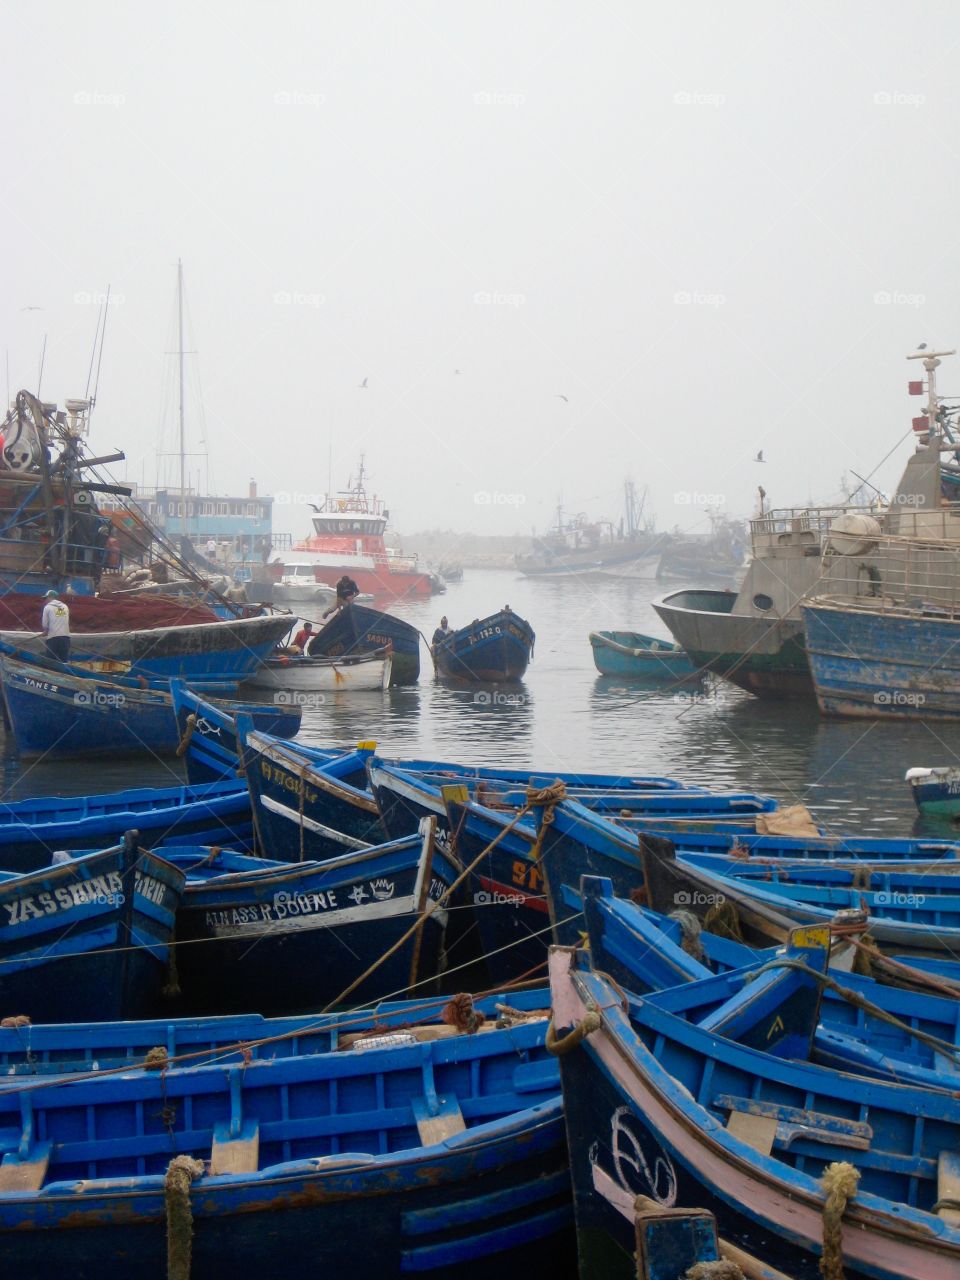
left=442, top=993, right=484, bottom=1034
left=144, top=1046, right=169, bottom=1071
left=175, top=713, right=196, bottom=758
left=546, top=1006, right=601, bottom=1056
left=165, top=1155, right=205, bottom=1280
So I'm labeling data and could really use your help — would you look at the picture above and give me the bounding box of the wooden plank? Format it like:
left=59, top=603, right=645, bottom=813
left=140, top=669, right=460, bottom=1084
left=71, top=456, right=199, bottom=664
left=714, top=1094, right=872, bottom=1144
left=412, top=1094, right=465, bottom=1146
left=726, top=1110, right=777, bottom=1156
left=210, top=1120, right=259, bottom=1175
left=938, top=1151, right=960, bottom=1226
left=0, top=1141, right=52, bottom=1192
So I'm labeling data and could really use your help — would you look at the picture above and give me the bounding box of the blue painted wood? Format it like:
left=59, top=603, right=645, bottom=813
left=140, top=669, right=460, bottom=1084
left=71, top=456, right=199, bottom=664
left=239, top=720, right=386, bottom=859
left=434, top=610, right=535, bottom=682
left=589, top=630, right=699, bottom=681
left=164, top=828, right=461, bottom=1014
left=0, top=1013, right=571, bottom=1279
left=0, top=654, right=306, bottom=762
left=0, top=778, right=254, bottom=874
left=308, top=602, right=421, bottom=685
left=551, top=951, right=960, bottom=1280
left=0, top=832, right=184, bottom=1023
left=579, top=876, right=960, bottom=1090
left=803, top=598, right=960, bottom=719
left=0, top=986, right=552, bottom=1078
left=906, top=767, right=960, bottom=817
left=169, top=679, right=303, bottom=783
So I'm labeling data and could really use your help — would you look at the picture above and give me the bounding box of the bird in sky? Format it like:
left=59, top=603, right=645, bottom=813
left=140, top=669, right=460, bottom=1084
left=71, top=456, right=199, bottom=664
left=556, top=394, right=569, bottom=402
left=358, top=377, right=368, bottom=389
left=917, top=343, right=927, bottom=350
left=755, top=449, right=766, bottom=463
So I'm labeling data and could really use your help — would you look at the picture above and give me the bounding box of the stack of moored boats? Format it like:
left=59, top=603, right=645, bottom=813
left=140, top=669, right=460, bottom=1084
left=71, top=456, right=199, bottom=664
left=1, top=690, right=960, bottom=1275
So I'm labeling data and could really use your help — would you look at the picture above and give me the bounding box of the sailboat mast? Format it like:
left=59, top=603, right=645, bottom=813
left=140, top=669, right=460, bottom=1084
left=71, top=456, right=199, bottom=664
left=177, top=258, right=186, bottom=518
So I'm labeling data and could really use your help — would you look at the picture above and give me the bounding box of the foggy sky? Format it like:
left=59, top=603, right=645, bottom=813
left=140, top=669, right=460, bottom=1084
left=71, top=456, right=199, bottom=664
left=4, top=2, right=958, bottom=543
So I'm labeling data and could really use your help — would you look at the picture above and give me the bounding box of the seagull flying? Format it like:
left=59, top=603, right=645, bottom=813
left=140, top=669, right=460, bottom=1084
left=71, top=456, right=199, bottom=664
left=755, top=449, right=766, bottom=463
left=358, top=377, right=368, bottom=389
left=556, top=394, right=569, bottom=403
left=917, top=343, right=928, bottom=351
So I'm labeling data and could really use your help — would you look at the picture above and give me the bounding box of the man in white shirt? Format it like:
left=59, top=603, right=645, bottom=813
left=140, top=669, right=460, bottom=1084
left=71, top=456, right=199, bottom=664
left=41, top=589, right=71, bottom=662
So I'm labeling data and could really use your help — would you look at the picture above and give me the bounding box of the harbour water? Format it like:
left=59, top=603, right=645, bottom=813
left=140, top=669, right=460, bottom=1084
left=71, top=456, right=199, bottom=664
left=4, top=567, right=960, bottom=838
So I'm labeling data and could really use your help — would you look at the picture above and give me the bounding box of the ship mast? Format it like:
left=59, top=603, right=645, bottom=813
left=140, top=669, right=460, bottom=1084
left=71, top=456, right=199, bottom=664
left=908, top=346, right=956, bottom=445
left=177, top=258, right=186, bottom=521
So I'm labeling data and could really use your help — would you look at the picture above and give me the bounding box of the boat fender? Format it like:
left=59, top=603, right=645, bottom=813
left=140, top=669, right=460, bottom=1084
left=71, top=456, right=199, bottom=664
left=165, top=1155, right=205, bottom=1280
left=819, top=1162, right=860, bottom=1280
left=545, top=1006, right=601, bottom=1056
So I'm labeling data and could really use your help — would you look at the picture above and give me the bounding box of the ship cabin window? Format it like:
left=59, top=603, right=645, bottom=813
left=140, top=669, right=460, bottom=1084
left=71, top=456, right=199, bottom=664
left=217, top=503, right=228, bottom=515
left=246, top=504, right=258, bottom=517
left=753, top=593, right=774, bottom=611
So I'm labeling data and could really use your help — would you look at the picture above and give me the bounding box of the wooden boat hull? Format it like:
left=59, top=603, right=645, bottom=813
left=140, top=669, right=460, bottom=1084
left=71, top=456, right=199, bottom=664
left=169, top=680, right=303, bottom=784
left=589, top=630, right=698, bottom=680
left=435, top=611, right=535, bottom=682
left=0, top=836, right=184, bottom=1023
left=240, top=726, right=385, bottom=859
left=0, top=656, right=302, bottom=761
left=0, top=612, right=294, bottom=683
left=169, top=829, right=458, bottom=1014
left=0, top=1015, right=570, bottom=1279
left=308, top=602, right=420, bottom=684
left=804, top=599, right=960, bottom=719
left=550, top=951, right=960, bottom=1280
left=243, top=649, right=392, bottom=693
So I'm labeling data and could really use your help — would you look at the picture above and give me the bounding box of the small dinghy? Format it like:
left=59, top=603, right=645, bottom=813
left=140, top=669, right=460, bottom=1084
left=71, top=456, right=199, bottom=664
left=243, top=646, right=392, bottom=693
left=589, top=629, right=699, bottom=681
left=906, top=765, right=960, bottom=817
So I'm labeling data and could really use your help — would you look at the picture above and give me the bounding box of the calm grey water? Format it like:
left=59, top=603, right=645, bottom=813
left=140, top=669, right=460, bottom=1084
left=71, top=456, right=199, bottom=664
left=4, top=567, right=960, bottom=839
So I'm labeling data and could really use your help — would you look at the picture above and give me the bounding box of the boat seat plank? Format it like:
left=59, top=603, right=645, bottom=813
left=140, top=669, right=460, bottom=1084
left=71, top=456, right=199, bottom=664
left=938, top=1151, right=960, bottom=1226
left=412, top=1094, right=465, bottom=1146
left=714, top=1095, right=872, bottom=1150
left=726, top=1110, right=777, bottom=1156
left=0, top=1140, right=52, bottom=1192
left=210, top=1120, right=260, bottom=1175
left=512, top=1059, right=560, bottom=1093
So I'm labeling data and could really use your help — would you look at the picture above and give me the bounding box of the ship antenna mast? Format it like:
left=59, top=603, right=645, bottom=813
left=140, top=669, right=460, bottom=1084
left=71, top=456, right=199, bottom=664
left=908, top=346, right=956, bottom=444
left=177, top=258, right=186, bottom=514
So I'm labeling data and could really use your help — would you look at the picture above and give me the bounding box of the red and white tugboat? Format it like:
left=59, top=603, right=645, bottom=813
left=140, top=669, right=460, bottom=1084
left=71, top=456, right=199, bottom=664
left=267, top=459, right=434, bottom=602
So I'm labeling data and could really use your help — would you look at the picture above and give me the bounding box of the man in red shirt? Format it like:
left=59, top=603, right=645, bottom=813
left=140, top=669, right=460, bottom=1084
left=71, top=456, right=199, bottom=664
left=292, top=621, right=313, bottom=652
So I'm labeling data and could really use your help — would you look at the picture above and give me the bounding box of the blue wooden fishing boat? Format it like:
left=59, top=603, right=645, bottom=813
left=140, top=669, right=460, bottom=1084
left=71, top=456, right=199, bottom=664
left=0, top=985, right=552, bottom=1079
left=0, top=831, right=183, bottom=1023
left=549, top=945, right=960, bottom=1280
left=578, top=876, right=960, bottom=1091
left=589, top=629, right=699, bottom=681
left=0, top=778, right=255, bottom=874
left=169, top=679, right=304, bottom=783
left=803, top=595, right=960, bottom=719
left=639, top=835, right=960, bottom=956
left=0, top=655, right=304, bottom=761
left=238, top=722, right=386, bottom=859
left=0, top=636, right=237, bottom=694
left=434, top=609, right=535, bottom=682
left=165, top=821, right=460, bottom=1014
left=0, top=1007, right=570, bottom=1279
left=308, top=601, right=421, bottom=685
left=0, top=609, right=295, bottom=685
left=370, top=758, right=770, bottom=843
left=906, top=766, right=960, bottom=817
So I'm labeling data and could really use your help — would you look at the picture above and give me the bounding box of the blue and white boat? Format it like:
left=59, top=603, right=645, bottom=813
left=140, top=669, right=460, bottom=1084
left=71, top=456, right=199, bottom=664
left=549, top=945, right=960, bottom=1280
left=0, top=832, right=183, bottom=1023
left=308, top=602, right=421, bottom=685
left=165, top=821, right=460, bottom=1014
left=0, top=1003, right=569, bottom=1279
left=906, top=766, right=960, bottom=818
left=434, top=610, right=535, bottom=682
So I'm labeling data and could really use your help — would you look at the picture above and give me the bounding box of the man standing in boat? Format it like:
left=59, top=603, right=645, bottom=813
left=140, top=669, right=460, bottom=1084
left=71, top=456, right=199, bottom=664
left=432, top=616, right=453, bottom=651
left=323, top=574, right=360, bottom=617
left=41, top=589, right=71, bottom=662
